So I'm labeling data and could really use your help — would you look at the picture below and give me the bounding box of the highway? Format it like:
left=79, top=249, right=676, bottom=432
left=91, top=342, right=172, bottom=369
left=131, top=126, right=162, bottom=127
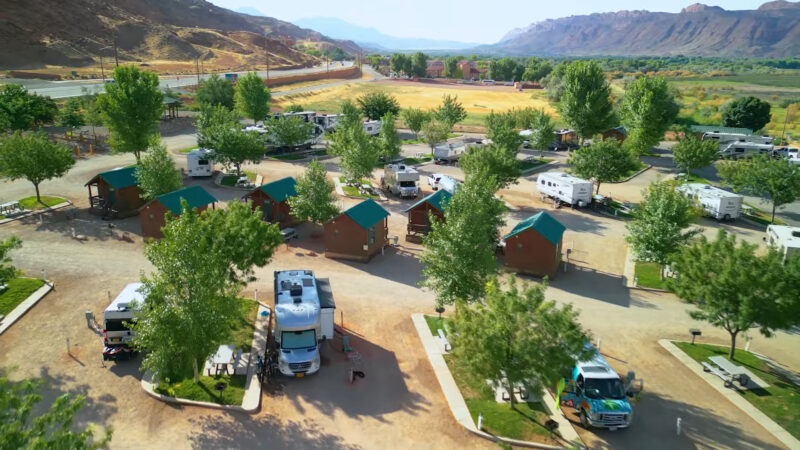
left=2, top=61, right=354, bottom=99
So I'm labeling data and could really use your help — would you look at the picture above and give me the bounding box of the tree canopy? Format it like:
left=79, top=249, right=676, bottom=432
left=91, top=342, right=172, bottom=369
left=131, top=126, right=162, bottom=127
left=287, top=160, right=340, bottom=224
left=0, top=84, right=58, bottom=131
left=411, top=52, right=428, bottom=78
left=558, top=61, right=616, bottom=141
left=327, top=103, right=379, bottom=182
left=487, top=121, right=524, bottom=154
left=56, top=97, right=86, bottom=130
left=619, top=76, right=679, bottom=155
left=234, top=72, right=271, bottom=124
left=135, top=138, right=183, bottom=200
left=568, top=139, right=639, bottom=194
left=377, top=112, right=401, bottom=160
left=195, top=74, right=235, bottom=110
left=267, top=115, right=314, bottom=149
left=400, top=108, right=430, bottom=139
left=460, top=144, right=521, bottom=191
left=721, top=96, right=771, bottom=132
left=357, top=92, right=400, bottom=121
left=422, top=120, right=451, bottom=152
left=671, top=135, right=719, bottom=174
left=0, top=236, right=21, bottom=286
left=529, top=109, right=555, bottom=156
left=434, top=94, right=467, bottom=130
left=196, top=104, right=239, bottom=149
left=207, top=128, right=265, bottom=177
left=718, top=154, right=800, bottom=223
left=390, top=54, right=412, bottom=77
left=0, top=132, right=75, bottom=202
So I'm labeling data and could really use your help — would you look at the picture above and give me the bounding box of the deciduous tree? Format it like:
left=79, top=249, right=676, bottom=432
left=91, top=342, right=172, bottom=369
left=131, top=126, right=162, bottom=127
left=288, top=160, right=339, bottom=224
left=401, top=108, right=430, bottom=140
left=558, top=61, right=616, bottom=142
left=434, top=94, right=467, bottom=131
left=718, top=154, right=800, bottom=223
left=327, top=103, right=379, bottom=182
left=284, top=104, right=305, bottom=113
left=0, top=132, right=75, bottom=203
left=530, top=109, right=555, bottom=156
left=460, top=143, right=520, bottom=191
left=620, top=77, right=679, bottom=155
left=672, top=135, right=719, bottom=175
left=195, top=74, right=235, bottom=110
left=234, top=72, right=271, bottom=125
left=267, top=115, right=314, bottom=149
left=357, top=91, right=400, bottom=121
left=568, top=139, right=639, bottom=194
left=0, top=84, right=58, bottom=131
left=411, top=52, right=428, bottom=78
left=0, top=236, right=21, bottom=286
left=721, top=96, right=771, bottom=132
left=421, top=120, right=450, bottom=153
left=135, top=139, right=183, bottom=200
left=196, top=104, right=239, bottom=149
left=487, top=122, right=523, bottom=153
left=56, top=97, right=86, bottom=130
left=377, top=112, right=401, bottom=160
left=207, top=128, right=265, bottom=177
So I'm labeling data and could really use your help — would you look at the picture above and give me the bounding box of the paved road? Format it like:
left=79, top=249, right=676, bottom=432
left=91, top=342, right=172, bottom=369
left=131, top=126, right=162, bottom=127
left=2, top=61, right=354, bottom=99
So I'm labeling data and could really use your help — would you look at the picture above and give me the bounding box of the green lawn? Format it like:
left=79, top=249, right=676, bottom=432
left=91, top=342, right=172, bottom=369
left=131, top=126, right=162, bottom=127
left=402, top=155, right=433, bottom=165
left=614, top=160, right=648, bottom=182
left=742, top=204, right=786, bottom=227
left=673, top=342, right=800, bottom=440
left=220, top=170, right=257, bottom=187
left=18, top=196, right=66, bottom=210
left=339, top=177, right=379, bottom=199
left=424, top=315, right=448, bottom=337
left=155, top=373, right=246, bottom=406
left=230, top=298, right=258, bottom=353
left=520, top=158, right=552, bottom=171
left=0, top=278, right=46, bottom=316
left=634, top=262, right=667, bottom=290
left=402, top=133, right=460, bottom=144
left=178, top=146, right=199, bottom=153
left=269, top=149, right=327, bottom=161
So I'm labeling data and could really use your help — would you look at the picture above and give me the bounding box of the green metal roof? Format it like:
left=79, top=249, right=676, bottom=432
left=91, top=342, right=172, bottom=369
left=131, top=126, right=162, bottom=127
left=343, top=199, right=389, bottom=230
left=86, top=166, right=138, bottom=189
left=504, top=211, right=565, bottom=246
left=405, top=189, right=452, bottom=213
left=155, top=185, right=217, bottom=215
left=258, top=177, right=297, bottom=203
left=689, top=125, right=753, bottom=135
left=163, top=96, right=180, bottom=105
left=610, top=126, right=628, bottom=136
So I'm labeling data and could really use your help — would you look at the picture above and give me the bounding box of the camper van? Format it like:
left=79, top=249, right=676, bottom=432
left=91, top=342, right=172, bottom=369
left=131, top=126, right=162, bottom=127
left=186, top=148, right=214, bottom=177
left=766, top=225, right=800, bottom=262
left=381, top=164, right=420, bottom=198
left=536, top=172, right=593, bottom=207
left=272, top=270, right=335, bottom=377
left=102, top=283, right=146, bottom=361
left=363, top=120, right=381, bottom=136
left=702, top=132, right=772, bottom=146
left=717, top=141, right=773, bottom=159
left=677, top=183, right=743, bottom=221
left=428, top=174, right=460, bottom=194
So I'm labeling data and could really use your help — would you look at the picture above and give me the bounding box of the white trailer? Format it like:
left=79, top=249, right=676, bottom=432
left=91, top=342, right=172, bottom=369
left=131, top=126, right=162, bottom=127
left=314, top=114, right=342, bottom=132
left=381, top=164, right=420, bottom=198
left=363, top=120, right=381, bottom=136
left=186, top=148, right=214, bottom=177
left=536, top=172, right=593, bottom=207
left=433, top=143, right=467, bottom=162
left=103, top=283, right=146, bottom=361
left=677, top=183, right=743, bottom=221
left=766, top=225, right=800, bottom=262
left=718, top=141, right=773, bottom=159
left=702, top=132, right=773, bottom=145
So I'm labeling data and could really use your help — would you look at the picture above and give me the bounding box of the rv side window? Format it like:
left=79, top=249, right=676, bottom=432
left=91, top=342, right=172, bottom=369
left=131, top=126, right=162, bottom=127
left=735, top=148, right=745, bottom=153
left=198, top=159, right=209, bottom=165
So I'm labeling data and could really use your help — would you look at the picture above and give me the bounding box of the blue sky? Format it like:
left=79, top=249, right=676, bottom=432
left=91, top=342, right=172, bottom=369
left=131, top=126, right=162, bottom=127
left=209, top=1, right=768, bottom=43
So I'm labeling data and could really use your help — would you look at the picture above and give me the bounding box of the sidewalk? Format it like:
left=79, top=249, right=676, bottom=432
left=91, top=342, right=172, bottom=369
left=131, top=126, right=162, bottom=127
left=411, top=313, right=582, bottom=449
left=0, top=281, right=53, bottom=335
left=0, top=202, right=72, bottom=225
left=659, top=339, right=800, bottom=450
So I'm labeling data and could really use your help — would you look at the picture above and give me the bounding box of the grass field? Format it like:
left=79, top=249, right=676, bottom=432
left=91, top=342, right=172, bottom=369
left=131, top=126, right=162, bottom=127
left=673, top=342, right=800, bottom=440
left=0, top=278, right=46, bottom=316
left=178, top=146, right=199, bottom=153
left=339, top=177, right=379, bottom=199
left=220, top=170, right=257, bottom=186
left=634, top=262, right=667, bottom=290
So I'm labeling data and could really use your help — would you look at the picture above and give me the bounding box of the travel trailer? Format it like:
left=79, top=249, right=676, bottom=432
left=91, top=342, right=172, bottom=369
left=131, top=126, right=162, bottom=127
left=536, top=172, right=593, bottom=207
left=702, top=132, right=772, bottom=146
left=766, top=225, right=800, bottom=262
left=363, top=120, right=381, bottom=136
left=381, top=164, right=420, bottom=198
left=717, top=141, right=773, bottom=159
left=676, top=183, right=743, bottom=221
left=433, top=142, right=468, bottom=163
left=102, top=283, right=146, bottom=361
left=186, top=148, right=214, bottom=177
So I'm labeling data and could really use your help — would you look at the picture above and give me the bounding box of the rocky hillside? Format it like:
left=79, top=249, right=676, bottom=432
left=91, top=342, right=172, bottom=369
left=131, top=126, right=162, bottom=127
left=487, top=1, right=800, bottom=57
left=0, top=0, right=360, bottom=69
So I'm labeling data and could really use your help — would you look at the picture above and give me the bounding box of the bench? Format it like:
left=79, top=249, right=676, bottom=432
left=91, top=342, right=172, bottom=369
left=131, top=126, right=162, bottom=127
left=702, top=361, right=734, bottom=387
left=437, top=329, right=451, bottom=352
left=233, top=349, right=243, bottom=373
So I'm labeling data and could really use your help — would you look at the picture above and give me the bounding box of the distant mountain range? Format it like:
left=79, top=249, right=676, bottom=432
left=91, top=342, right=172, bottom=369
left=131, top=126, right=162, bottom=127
left=483, top=1, right=800, bottom=57
left=292, top=17, right=479, bottom=51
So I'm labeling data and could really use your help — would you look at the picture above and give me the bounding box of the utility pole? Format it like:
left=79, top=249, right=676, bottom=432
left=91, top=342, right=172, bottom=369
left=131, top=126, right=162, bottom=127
left=113, top=36, right=119, bottom=67
left=265, top=36, right=270, bottom=81
left=196, top=58, right=200, bottom=86
left=100, top=56, right=105, bottom=83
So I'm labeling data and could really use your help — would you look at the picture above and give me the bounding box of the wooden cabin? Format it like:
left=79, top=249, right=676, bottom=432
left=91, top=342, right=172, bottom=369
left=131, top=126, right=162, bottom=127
left=602, top=126, right=628, bottom=143
left=139, top=186, right=217, bottom=240
left=85, top=166, right=145, bottom=218
left=324, top=199, right=390, bottom=262
left=502, top=211, right=565, bottom=278
left=404, top=189, right=452, bottom=243
left=243, top=177, right=299, bottom=228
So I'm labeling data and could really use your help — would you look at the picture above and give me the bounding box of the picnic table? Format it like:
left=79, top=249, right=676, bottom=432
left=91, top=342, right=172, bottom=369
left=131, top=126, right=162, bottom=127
left=0, top=201, right=21, bottom=215
left=209, top=344, right=235, bottom=375
left=704, top=355, right=750, bottom=388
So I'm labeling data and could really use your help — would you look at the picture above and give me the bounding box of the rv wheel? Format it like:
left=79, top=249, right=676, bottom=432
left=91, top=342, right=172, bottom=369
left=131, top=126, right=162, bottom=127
left=723, top=214, right=731, bottom=221
left=579, top=409, right=590, bottom=428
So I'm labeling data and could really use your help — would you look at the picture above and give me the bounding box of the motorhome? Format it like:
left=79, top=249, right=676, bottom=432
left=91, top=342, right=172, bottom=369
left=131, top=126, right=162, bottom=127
left=381, top=164, right=420, bottom=198
left=718, top=141, right=773, bottom=159
left=363, top=120, right=381, bottom=136
left=702, top=131, right=772, bottom=146
left=766, top=225, right=800, bottom=262
left=272, top=270, right=335, bottom=377
left=536, top=172, right=593, bottom=207
left=428, top=173, right=460, bottom=194
left=559, top=345, right=637, bottom=430
left=677, top=183, right=743, bottom=221
left=102, top=283, right=146, bottom=361
left=186, top=148, right=214, bottom=177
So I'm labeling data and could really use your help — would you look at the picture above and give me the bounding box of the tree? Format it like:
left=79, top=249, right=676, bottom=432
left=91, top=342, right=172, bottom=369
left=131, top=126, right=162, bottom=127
left=284, top=104, right=305, bottom=113
left=460, top=143, right=521, bottom=191
left=0, top=132, right=75, bottom=203
left=267, top=115, right=314, bottom=149
left=410, top=52, right=428, bottom=78
left=56, top=97, right=85, bottom=130
left=529, top=109, right=555, bottom=156
left=207, top=128, right=265, bottom=177
left=81, top=93, right=104, bottom=139
left=444, top=56, right=459, bottom=78
left=421, top=178, right=505, bottom=306
left=421, top=120, right=450, bottom=153
left=488, top=58, right=525, bottom=82
left=568, top=139, right=639, bottom=194
left=97, top=66, right=163, bottom=162
left=558, top=61, right=616, bottom=142
left=620, top=77, right=679, bottom=155
left=135, top=139, right=182, bottom=200
left=327, top=102, right=379, bottom=182
left=434, top=94, right=467, bottom=131
left=390, top=53, right=411, bottom=76
left=357, top=91, right=400, bottom=121
left=721, top=96, right=771, bottom=132
left=196, top=104, right=239, bottom=149
left=625, top=181, right=698, bottom=276
left=487, top=122, right=523, bottom=153
left=0, top=370, right=112, bottom=449
left=453, top=277, right=591, bottom=407
left=400, top=108, right=430, bottom=139
left=234, top=72, right=271, bottom=125
left=668, top=230, right=800, bottom=359
left=672, top=135, right=719, bottom=175
left=288, top=160, right=339, bottom=224
left=0, top=84, right=58, bottom=131
left=718, top=154, right=800, bottom=223
left=195, top=74, right=235, bottom=110
left=377, top=112, right=401, bottom=160
left=0, top=236, right=21, bottom=286
left=132, top=200, right=282, bottom=382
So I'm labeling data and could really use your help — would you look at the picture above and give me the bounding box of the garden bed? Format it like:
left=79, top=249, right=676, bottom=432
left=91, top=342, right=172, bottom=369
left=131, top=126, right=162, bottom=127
left=0, top=278, right=46, bottom=316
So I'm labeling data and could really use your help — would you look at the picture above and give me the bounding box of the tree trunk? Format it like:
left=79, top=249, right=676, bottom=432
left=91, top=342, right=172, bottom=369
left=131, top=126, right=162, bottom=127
left=728, top=330, right=739, bottom=361
left=595, top=182, right=601, bottom=195
left=659, top=265, right=665, bottom=281
left=34, top=183, right=41, bottom=204
left=193, top=358, right=200, bottom=383
left=771, top=203, right=777, bottom=224
left=134, top=150, right=141, bottom=164
left=507, top=381, right=517, bottom=410
left=235, top=163, right=242, bottom=177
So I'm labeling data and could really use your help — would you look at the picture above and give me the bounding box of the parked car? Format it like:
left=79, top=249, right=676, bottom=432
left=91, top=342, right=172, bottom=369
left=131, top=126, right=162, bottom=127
left=549, top=141, right=578, bottom=151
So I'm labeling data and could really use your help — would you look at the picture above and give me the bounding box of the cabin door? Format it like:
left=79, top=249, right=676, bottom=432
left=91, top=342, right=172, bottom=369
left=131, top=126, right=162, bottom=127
left=262, top=200, right=273, bottom=221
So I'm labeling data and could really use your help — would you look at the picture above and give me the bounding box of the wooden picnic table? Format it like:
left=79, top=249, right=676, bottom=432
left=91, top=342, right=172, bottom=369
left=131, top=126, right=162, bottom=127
left=209, top=344, right=235, bottom=375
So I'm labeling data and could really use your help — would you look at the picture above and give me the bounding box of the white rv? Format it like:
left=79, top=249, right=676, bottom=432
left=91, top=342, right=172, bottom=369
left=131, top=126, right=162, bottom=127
left=363, top=120, right=381, bottom=136
left=273, top=270, right=335, bottom=377
left=718, top=141, right=773, bottom=159
left=103, top=283, right=146, bottom=361
left=381, top=164, right=420, bottom=198
left=186, top=148, right=214, bottom=177
left=677, top=183, right=743, bottom=221
left=433, top=143, right=468, bottom=162
left=536, top=172, right=593, bottom=207
left=428, top=173, right=460, bottom=194
left=702, top=132, right=772, bottom=146
left=766, top=225, right=800, bottom=262
left=314, top=114, right=342, bottom=132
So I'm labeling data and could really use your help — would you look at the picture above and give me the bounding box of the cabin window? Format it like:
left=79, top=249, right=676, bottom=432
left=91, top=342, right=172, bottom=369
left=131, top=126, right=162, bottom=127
left=368, top=226, right=376, bottom=245
left=517, top=243, right=523, bottom=251
left=149, top=214, right=154, bottom=220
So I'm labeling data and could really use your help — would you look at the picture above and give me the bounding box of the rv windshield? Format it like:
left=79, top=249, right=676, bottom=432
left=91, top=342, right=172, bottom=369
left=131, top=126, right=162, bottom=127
left=281, top=330, right=316, bottom=349
left=584, top=377, right=625, bottom=400
left=399, top=181, right=416, bottom=187
left=105, top=319, right=132, bottom=332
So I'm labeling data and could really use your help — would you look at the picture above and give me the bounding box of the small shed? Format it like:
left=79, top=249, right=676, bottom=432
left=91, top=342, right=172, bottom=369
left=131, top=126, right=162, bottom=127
left=554, top=129, right=577, bottom=144
left=139, top=185, right=217, bottom=239
left=324, top=199, right=390, bottom=262
left=85, top=166, right=145, bottom=218
left=404, top=189, right=452, bottom=243
left=602, top=126, right=628, bottom=143
left=162, top=96, right=180, bottom=120
left=502, top=211, right=566, bottom=278
left=243, top=177, right=298, bottom=228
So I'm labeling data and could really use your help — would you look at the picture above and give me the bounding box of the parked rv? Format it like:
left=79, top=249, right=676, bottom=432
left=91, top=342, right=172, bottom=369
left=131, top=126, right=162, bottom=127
left=381, top=164, right=420, bottom=198
left=363, top=120, right=381, bottom=136
left=702, top=132, right=772, bottom=146
left=103, top=283, right=146, bottom=361
left=314, top=114, right=342, bottom=132
left=717, top=141, right=773, bottom=159
left=677, top=183, right=743, bottom=221
left=433, top=142, right=468, bottom=163
left=428, top=173, right=460, bottom=194
left=272, top=270, right=335, bottom=377
left=536, top=172, right=593, bottom=207
left=186, top=148, right=214, bottom=177
left=766, top=225, right=800, bottom=262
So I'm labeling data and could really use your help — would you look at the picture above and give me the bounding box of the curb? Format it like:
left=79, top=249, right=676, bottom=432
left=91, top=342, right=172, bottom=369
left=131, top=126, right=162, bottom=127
left=0, top=280, right=53, bottom=335
left=411, top=313, right=583, bottom=450
left=0, top=201, right=72, bottom=225
left=607, top=164, right=653, bottom=184
left=658, top=339, right=800, bottom=450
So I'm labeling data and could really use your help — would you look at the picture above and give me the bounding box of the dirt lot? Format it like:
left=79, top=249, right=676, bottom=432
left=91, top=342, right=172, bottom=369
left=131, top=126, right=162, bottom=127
left=1, top=132, right=798, bottom=449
